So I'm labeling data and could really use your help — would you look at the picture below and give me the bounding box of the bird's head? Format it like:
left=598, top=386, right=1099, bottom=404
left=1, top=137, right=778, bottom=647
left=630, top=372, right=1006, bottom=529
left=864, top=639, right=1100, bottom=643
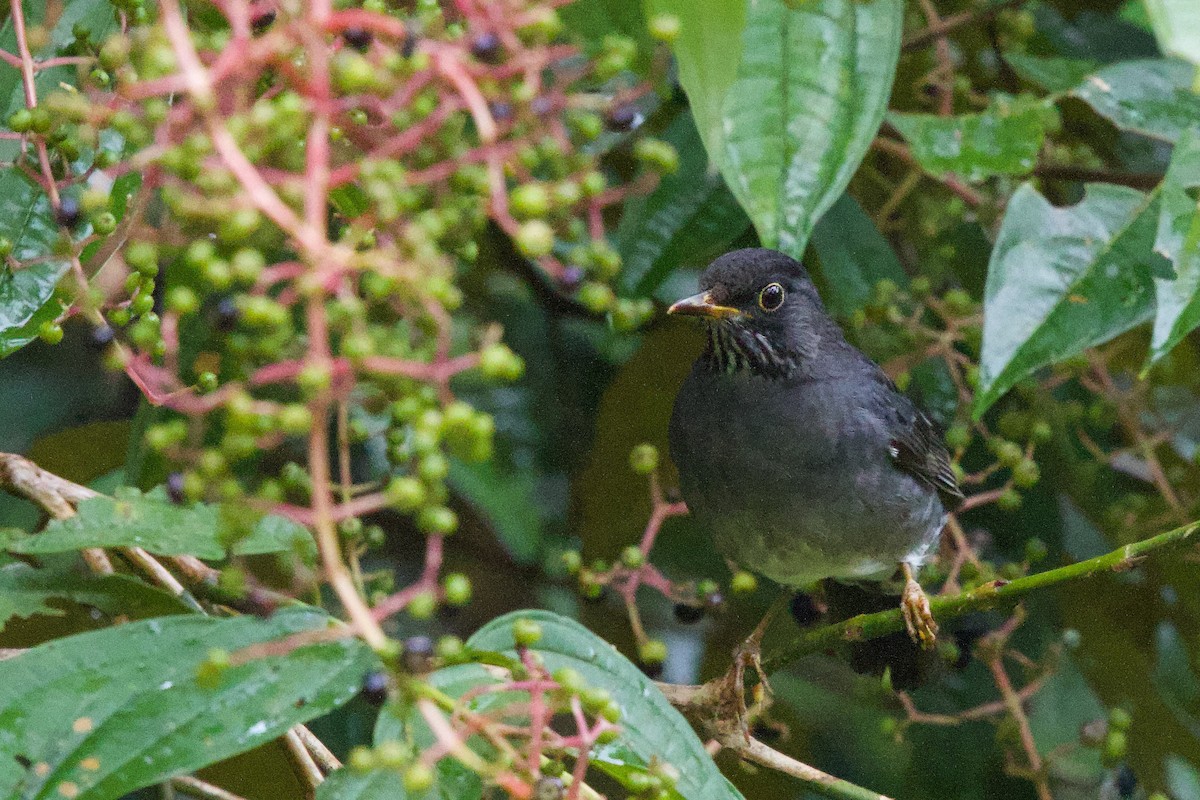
left=668, top=248, right=837, bottom=377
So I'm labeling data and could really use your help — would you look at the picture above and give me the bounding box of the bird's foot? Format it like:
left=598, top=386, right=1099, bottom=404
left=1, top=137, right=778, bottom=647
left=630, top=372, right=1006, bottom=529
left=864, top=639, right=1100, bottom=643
left=726, top=591, right=791, bottom=740
left=900, top=563, right=938, bottom=650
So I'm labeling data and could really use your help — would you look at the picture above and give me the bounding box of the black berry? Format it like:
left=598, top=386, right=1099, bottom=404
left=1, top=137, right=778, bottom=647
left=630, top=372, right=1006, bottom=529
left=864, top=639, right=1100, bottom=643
left=673, top=603, right=704, bottom=624
left=55, top=197, right=81, bottom=228
left=360, top=670, right=389, bottom=706
left=604, top=104, right=641, bottom=132
left=343, top=27, right=372, bottom=51
left=166, top=472, right=186, bottom=504
left=470, top=32, right=502, bottom=63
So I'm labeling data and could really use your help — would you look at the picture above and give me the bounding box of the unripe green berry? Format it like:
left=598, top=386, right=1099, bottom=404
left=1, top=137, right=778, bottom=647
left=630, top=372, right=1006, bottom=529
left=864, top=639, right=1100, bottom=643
left=277, top=403, right=313, bottom=435
left=629, top=443, right=659, bottom=475
left=407, top=590, right=437, bottom=619
left=512, top=617, right=543, bottom=647
left=1024, top=537, right=1047, bottom=563
left=166, top=286, right=199, bottom=315
left=510, top=183, right=551, bottom=219
left=577, top=282, right=615, bottom=313
left=730, top=571, right=758, bottom=595
left=479, top=343, right=524, bottom=381
left=620, top=545, right=644, bottom=568
left=403, top=763, right=435, bottom=793
left=639, top=639, right=668, bottom=665
left=417, top=505, right=458, bottom=535
left=443, top=572, right=472, bottom=606
left=38, top=321, right=64, bottom=345
left=561, top=550, right=582, bottom=574
left=1012, top=458, right=1040, bottom=488
left=945, top=425, right=970, bottom=449
left=515, top=219, right=555, bottom=258
left=997, top=488, right=1022, bottom=511
left=647, top=13, right=681, bottom=43
left=387, top=476, right=426, bottom=511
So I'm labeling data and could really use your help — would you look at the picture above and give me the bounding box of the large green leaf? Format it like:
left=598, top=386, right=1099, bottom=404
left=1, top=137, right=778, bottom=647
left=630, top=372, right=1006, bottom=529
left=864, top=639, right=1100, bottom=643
left=1144, top=0, right=1200, bottom=67
left=809, top=193, right=907, bottom=319
left=374, top=611, right=744, bottom=800
left=652, top=0, right=903, bottom=258
left=887, top=96, right=1051, bottom=183
left=1071, top=58, right=1200, bottom=144
left=616, top=112, right=750, bottom=295
left=316, top=768, right=405, bottom=800
left=5, top=487, right=316, bottom=561
left=0, top=608, right=374, bottom=800
left=974, top=183, right=1163, bottom=417
left=448, top=460, right=542, bottom=564
left=0, top=562, right=191, bottom=628
left=1149, top=129, right=1200, bottom=363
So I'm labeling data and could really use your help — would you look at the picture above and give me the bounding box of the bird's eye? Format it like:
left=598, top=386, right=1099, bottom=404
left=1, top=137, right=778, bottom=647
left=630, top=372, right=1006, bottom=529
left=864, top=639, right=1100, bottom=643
left=758, top=282, right=785, bottom=312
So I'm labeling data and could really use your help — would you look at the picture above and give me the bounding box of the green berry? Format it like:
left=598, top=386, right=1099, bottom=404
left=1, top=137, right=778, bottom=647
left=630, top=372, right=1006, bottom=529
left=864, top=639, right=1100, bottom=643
left=347, top=746, right=375, bottom=772
left=510, top=183, right=550, bottom=219
left=1012, top=458, right=1040, bottom=488
left=417, top=505, right=457, bottom=535
left=512, top=617, right=543, bottom=647
left=629, top=443, right=659, bottom=475
left=1108, top=707, right=1132, bottom=732
left=166, top=286, right=199, bottom=315
left=1024, top=537, right=1047, bottom=564
left=639, top=639, right=667, bottom=665
left=577, top=282, right=615, bottom=313
left=561, top=550, right=582, bottom=575
left=997, top=488, right=1022, bottom=512
left=647, top=13, right=681, bottom=42
left=479, top=343, right=524, bottom=381
left=730, top=571, right=758, bottom=595
left=633, top=138, right=679, bottom=174
left=515, top=220, right=555, bottom=258
left=407, top=590, right=437, bottom=619
left=553, top=666, right=585, bottom=694
left=38, top=321, right=64, bottom=345
left=386, top=476, right=426, bottom=511
left=402, top=763, right=435, bottom=793
left=277, top=404, right=313, bottom=435
left=620, top=545, right=644, bottom=568
left=945, top=425, right=970, bottom=449
left=8, top=108, right=32, bottom=133
left=443, top=573, right=472, bottom=606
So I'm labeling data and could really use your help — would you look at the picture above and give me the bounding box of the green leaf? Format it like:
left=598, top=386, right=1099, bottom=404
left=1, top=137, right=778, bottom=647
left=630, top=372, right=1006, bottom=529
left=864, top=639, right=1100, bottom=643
left=809, top=193, right=907, bottom=318
left=0, top=563, right=191, bottom=629
left=1144, top=0, right=1200, bottom=67
left=316, top=768, right=407, bottom=800
left=975, top=183, right=1163, bottom=417
left=1071, top=58, right=1200, bottom=144
left=1005, top=53, right=1102, bottom=93
left=0, top=173, right=69, bottom=358
left=616, top=112, right=750, bottom=295
left=1149, top=128, right=1200, bottom=363
left=0, top=608, right=374, bottom=800
left=468, top=610, right=744, bottom=800
left=653, top=0, right=903, bottom=258
left=6, top=487, right=316, bottom=561
left=448, top=459, right=542, bottom=564
left=887, top=96, right=1051, bottom=183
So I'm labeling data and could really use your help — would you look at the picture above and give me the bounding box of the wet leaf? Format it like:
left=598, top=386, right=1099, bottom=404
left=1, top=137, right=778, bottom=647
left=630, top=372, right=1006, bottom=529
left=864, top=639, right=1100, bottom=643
left=6, top=486, right=316, bottom=561
left=0, top=608, right=374, bottom=800
left=0, top=563, right=191, bottom=629
left=652, top=0, right=903, bottom=257
left=887, top=96, right=1052, bottom=183
left=1071, top=58, right=1200, bottom=144
left=1149, top=128, right=1200, bottom=363
left=1004, top=53, right=1101, bottom=94
left=1144, top=0, right=1200, bottom=67
left=975, top=183, right=1162, bottom=417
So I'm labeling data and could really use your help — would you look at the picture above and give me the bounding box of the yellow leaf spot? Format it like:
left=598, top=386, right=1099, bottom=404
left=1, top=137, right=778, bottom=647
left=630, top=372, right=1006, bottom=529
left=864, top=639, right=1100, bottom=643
left=1068, top=294, right=1088, bottom=304
left=34, top=763, right=50, bottom=777
left=58, top=782, right=79, bottom=798
left=72, top=718, right=93, bottom=734
left=80, top=757, right=100, bottom=771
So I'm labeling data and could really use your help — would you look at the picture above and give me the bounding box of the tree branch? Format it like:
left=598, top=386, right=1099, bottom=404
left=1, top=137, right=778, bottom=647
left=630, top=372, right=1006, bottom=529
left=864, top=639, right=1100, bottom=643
left=902, top=0, right=1025, bottom=51
left=761, top=519, right=1199, bottom=672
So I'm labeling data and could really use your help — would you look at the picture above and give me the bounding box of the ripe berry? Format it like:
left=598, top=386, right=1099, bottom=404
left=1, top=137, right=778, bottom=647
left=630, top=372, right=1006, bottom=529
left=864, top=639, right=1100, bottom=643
left=342, top=27, right=372, bottom=51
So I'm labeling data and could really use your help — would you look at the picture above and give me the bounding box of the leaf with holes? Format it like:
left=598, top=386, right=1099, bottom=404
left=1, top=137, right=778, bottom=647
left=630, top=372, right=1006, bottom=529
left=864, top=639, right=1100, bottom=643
left=888, top=95, right=1053, bottom=183
left=1071, top=59, right=1200, bottom=144
left=650, top=0, right=903, bottom=258
left=0, top=563, right=192, bottom=629
left=975, top=183, right=1164, bottom=417
left=0, top=608, right=374, bottom=800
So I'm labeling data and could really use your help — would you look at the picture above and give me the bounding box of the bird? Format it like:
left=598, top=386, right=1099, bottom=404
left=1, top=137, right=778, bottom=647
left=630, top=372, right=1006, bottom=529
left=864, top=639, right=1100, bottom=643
left=667, top=248, right=963, bottom=650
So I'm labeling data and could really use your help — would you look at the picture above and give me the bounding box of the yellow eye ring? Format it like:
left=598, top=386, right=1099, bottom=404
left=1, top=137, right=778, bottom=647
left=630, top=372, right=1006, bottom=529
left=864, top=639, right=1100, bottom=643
left=758, top=282, right=785, bottom=312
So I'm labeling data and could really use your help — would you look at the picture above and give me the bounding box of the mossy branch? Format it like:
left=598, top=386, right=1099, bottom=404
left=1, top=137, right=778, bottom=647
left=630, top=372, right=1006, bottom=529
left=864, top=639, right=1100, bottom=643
left=762, top=520, right=1200, bottom=672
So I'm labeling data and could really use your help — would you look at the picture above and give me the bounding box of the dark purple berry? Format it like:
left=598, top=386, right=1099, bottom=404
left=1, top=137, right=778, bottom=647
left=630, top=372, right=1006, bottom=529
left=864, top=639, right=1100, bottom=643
left=400, top=29, right=417, bottom=58
left=604, top=104, right=641, bottom=132
left=166, top=472, right=186, bottom=504
left=89, top=325, right=114, bottom=348
left=360, top=670, right=389, bottom=706
left=402, top=635, right=434, bottom=673
left=343, top=27, right=372, bottom=51
left=488, top=101, right=513, bottom=122
left=530, top=96, right=553, bottom=116
left=1115, top=764, right=1136, bottom=798
left=559, top=266, right=584, bottom=291
left=214, top=296, right=239, bottom=331
left=703, top=591, right=725, bottom=614
left=55, top=197, right=81, bottom=228
left=251, top=9, right=276, bottom=32
left=532, top=777, right=564, bottom=800
left=470, top=32, right=502, bottom=63
left=638, top=659, right=663, bottom=678
left=673, top=603, right=704, bottom=625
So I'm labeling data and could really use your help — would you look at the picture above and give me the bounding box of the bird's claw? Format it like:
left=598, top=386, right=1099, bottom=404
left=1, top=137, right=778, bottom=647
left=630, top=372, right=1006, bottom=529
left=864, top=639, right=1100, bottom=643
left=901, top=569, right=938, bottom=650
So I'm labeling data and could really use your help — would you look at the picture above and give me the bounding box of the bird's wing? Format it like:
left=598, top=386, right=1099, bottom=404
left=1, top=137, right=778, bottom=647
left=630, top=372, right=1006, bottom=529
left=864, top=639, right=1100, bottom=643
left=880, top=379, right=964, bottom=512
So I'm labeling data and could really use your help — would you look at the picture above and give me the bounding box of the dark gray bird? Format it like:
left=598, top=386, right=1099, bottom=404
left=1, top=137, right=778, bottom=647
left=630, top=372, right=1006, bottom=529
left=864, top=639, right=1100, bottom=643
left=668, top=248, right=962, bottom=646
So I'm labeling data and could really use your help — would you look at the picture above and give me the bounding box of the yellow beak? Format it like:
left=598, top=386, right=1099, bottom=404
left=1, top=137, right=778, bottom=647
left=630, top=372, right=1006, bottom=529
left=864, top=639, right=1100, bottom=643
left=667, top=291, right=743, bottom=320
